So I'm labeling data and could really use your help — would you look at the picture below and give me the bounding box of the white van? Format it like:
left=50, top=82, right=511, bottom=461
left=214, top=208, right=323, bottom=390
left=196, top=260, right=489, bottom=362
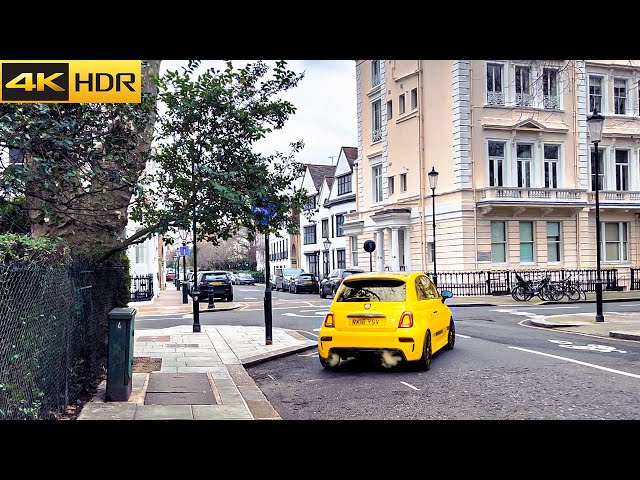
left=275, top=268, right=304, bottom=291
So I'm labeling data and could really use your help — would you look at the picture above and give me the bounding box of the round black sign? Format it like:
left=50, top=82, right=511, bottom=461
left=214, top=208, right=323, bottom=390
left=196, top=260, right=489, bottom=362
left=363, top=240, right=376, bottom=253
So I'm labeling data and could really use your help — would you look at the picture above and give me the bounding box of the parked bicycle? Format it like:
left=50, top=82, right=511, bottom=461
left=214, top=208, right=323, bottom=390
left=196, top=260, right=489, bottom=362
left=552, top=274, right=587, bottom=301
left=511, top=272, right=563, bottom=302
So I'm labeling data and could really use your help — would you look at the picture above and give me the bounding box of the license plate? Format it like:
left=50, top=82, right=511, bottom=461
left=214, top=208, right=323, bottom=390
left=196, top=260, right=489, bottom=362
left=304, top=281, right=312, bottom=284
left=210, top=281, right=222, bottom=285
left=350, top=318, right=382, bottom=326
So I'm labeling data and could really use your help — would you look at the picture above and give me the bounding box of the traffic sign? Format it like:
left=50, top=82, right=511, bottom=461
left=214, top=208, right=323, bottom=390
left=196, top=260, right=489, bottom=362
left=178, top=246, right=190, bottom=257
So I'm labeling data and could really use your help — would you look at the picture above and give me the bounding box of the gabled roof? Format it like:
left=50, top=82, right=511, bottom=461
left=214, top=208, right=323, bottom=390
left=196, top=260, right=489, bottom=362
left=341, top=147, right=358, bottom=167
left=307, top=164, right=337, bottom=190
left=325, top=176, right=335, bottom=191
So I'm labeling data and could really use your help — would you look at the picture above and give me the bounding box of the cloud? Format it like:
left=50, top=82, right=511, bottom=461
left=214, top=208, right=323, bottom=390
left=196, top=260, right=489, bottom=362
left=158, top=60, right=357, bottom=166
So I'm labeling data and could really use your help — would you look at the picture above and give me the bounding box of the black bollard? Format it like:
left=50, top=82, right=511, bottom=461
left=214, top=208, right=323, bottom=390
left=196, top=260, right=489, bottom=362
left=208, top=289, right=215, bottom=309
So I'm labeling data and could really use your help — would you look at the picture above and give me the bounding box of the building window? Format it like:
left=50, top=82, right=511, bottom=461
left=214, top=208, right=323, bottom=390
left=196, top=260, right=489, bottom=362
left=615, top=150, right=629, bottom=191
left=427, top=242, right=435, bottom=263
left=486, top=63, right=504, bottom=105
left=372, top=99, right=382, bottom=143
left=350, top=236, right=359, bottom=266
left=371, top=60, right=381, bottom=87
left=321, top=218, right=328, bottom=239
left=336, top=249, right=346, bottom=269
left=542, top=68, right=559, bottom=109
left=336, top=214, right=345, bottom=237
left=519, top=221, right=535, bottom=263
left=544, top=144, right=559, bottom=188
left=303, top=225, right=316, bottom=245
left=491, top=221, right=506, bottom=263
left=547, top=221, right=561, bottom=263
left=589, top=75, right=603, bottom=113
left=410, top=88, right=417, bottom=109
left=307, top=253, right=320, bottom=277
left=386, top=100, right=392, bottom=120
left=135, top=243, right=146, bottom=264
left=400, top=173, right=407, bottom=192
left=603, top=222, right=629, bottom=262
left=488, top=141, right=505, bottom=187
left=614, top=78, right=627, bottom=115
left=590, top=148, right=605, bottom=191
left=388, top=176, right=394, bottom=196
left=372, top=164, right=383, bottom=203
left=515, top=66, right=532, bottom=107
left=304, top=195, right=316, bottom=210
left=516, top=143, right=533, bottom=188
left=337, top=174, right=352, bottom=195
left=399, top=94, right=406, bottom=114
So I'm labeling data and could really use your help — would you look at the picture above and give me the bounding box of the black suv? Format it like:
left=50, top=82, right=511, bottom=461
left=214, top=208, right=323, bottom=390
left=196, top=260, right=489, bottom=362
left=319, top=268, right=365, bottom=298
left=195, top=270, right=234, bottom=302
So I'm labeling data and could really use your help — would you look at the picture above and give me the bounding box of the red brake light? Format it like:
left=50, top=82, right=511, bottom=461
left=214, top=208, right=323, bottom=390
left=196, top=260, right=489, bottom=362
left=399, top=312, right=413, bottom=328
left=337, top=278, right=343, bottom=283
left=323, top=312, right=335, bottom=328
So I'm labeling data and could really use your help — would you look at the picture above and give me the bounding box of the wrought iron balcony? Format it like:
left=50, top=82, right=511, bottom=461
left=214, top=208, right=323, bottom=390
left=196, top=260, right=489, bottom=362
left=515, top=93, right=533, bottom=107
left=372, top=128, right=382, bottom=143
left=543, top=94, right=560, bottom=109
left=486, top=92, right=505, bottom=106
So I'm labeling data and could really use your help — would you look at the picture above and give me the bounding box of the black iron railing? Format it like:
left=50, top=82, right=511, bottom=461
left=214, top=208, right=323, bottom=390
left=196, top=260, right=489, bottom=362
left=631, top=268, right=640, bottom=290
left=130, top=273, right=154, bottom=302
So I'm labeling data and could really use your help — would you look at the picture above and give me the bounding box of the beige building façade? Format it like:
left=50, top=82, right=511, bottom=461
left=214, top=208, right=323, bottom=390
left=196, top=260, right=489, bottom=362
left=343, top=60, right=640, bottom=286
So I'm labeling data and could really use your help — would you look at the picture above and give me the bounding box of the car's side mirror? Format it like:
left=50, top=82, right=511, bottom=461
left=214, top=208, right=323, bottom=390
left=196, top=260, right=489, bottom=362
left=440, top=290, right=453, bottom=303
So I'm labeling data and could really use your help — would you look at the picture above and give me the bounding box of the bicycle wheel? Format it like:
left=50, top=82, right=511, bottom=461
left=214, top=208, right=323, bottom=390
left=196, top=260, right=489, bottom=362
left=566, top=284, right=581, bottom=301
left=547, top=284, right=565, bottom=301
left=511, top=285, right=533, bottom=301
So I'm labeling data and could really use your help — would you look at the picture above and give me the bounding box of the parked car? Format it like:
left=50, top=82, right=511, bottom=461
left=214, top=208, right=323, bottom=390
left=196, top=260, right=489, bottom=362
left=235, top=273, right=256, bottom=285
left=195, top=270, right=234, bottom=302
left=269, top=275, right=276, bottom=289
left=275, top=268, right=304, bottom=291
left=288, top=272, right=320, bottom=294
left=318, top=271, right=455, bottom=370
left=319, top=268, right=365, bottom=298
left=183, top=271, right=194, bottom=294
left=166, top=271, right=176, bottom=282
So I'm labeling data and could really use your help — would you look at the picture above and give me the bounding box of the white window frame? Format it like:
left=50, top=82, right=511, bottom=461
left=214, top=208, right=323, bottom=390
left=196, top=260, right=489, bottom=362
left=386, top=100, right=392, bottom=120
left=371, top=60, right=381, bottom=88
left=614, top=77, right=628, bottom=115
left=372, top=164, right=383, bottom=203
left=546, top=221, right=561, bottom=263
left=590, top=146, right=606, bottom=192
left=514, top=64, right=532, bottom=107
left=371, top=99, right=382, bottom=143
left=486, top=62, right=504, bottom=106
left=388, top=176, right=394, bottom=196
left=399, top=94, right=406, bottom=114
left=542, top=67, right=560, bottom=110
left=588, top=74, right=604, bottom=114
left=135, top=243, right=146, bottom=264
left=400, top=172, right=407, bottom=192
left=615, top=149, right=629, bottom=191
left=519, top=221, right=535, bottom=264
left=543, top=143, right=561, bottom=189
left=516, top=143, right=533, bottom=188
left=603, top=222, right=629, bottom=263
left=488, top=140, right=506, bottom=187
left=410, top=88, right=418, bottom=109
left=350, top=236, right=359, bottom=267
left=490, top=221, right=507, bottom=264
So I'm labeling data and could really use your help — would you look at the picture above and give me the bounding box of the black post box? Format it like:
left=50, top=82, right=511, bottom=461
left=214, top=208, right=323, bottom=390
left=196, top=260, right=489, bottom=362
left=106, top=307, right=136, bottom=401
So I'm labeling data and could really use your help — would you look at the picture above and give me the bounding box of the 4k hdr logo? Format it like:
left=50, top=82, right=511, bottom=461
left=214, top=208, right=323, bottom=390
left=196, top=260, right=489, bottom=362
left=0, top=60, right=141, bottom=103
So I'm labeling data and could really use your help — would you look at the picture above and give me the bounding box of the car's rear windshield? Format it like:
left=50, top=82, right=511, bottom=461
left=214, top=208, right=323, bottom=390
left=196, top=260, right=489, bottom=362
left=299, top=274, right=315, bottom=279
left=336, top=279, right=406, bottom=302
left=283, top=269, right=303, bottom=276
left=343, top=270, right=363, bottom=278
left=239, top=274, right=253, bottom=278
left=203, top=273, right=228, bottom=281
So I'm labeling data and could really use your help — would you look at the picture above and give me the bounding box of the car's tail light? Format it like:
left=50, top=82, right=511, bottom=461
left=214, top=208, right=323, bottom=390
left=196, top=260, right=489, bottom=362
left=399, top=312, right=413, bottom=328
left=323, top=312, right=335, bottom=328
left=336, top=278, right=343, bottom=284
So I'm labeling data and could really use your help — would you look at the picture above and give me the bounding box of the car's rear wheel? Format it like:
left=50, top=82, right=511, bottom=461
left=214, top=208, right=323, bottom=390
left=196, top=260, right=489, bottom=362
left=445, top=318, right=455, bottom=350
left=414, top=331, right=432, bottom=371
left=319, top=353, right=340, bottom=370
left=227, top=293, right=233, bottom=302
left=320, top=286, right=327, bottom=298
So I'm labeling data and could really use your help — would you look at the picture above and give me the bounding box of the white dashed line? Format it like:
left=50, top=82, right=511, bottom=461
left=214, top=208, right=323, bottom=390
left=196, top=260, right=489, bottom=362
left=400, top=381, right=420, bottom=391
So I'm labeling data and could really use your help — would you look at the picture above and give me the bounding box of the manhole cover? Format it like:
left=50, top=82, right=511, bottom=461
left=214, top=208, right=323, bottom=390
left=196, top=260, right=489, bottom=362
left=145, top=373, right=217, bottom=405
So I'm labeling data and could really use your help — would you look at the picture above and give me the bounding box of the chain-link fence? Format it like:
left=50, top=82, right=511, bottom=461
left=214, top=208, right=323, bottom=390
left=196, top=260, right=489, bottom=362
left=0, top=263, right=127, bottom=419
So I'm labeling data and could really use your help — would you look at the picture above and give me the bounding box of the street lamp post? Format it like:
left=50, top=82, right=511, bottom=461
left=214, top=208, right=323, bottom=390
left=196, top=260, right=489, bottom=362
left=428, top=166, right=439, bottom=288
left=587, top=108, right=605, bottom=323
left=263, top=231, right=273, bottom=345
left=191, top=159, right=201, bottom=333
left=323, top=237, right=331, bottom=278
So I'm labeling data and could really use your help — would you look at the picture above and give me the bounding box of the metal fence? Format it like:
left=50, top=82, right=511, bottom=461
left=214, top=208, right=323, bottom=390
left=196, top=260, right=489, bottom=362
left=0, top=263, right=127, bottom=419
left=131, top=273, right=154, bottom=302
left=427, top=268, right=620, bottom=296
left=631, top=268, right=640, bottom=291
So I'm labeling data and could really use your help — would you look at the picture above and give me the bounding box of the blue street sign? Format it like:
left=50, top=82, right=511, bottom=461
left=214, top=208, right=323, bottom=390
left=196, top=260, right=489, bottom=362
left=178, top=246, right=190, bottom=257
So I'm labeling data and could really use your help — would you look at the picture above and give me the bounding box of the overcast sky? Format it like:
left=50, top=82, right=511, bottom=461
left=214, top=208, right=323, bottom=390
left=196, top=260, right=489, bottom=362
left=159, top=60, right=357, bottom=166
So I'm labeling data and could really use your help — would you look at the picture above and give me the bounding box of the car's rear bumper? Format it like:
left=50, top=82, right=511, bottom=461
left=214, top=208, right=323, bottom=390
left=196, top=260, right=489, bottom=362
left=199, top=286, right=232, bottom=299
left=317, top=330, right=424, bottom=362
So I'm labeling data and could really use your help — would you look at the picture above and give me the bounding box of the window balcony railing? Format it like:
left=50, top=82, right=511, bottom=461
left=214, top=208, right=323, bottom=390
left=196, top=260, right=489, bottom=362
left=588, top=191, right=640, bottom=202
left=372, top=73, right=381, bottom=87
left=543, top=95, right=559, bottom=109
left=479, top=187, right=585, bottom=201
left=515, top=93, right=533, bottom=107
left=486, top=92, right=505, bottom=106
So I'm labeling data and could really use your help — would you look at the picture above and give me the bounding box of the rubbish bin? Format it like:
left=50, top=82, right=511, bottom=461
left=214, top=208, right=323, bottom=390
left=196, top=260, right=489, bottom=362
left=106, top=307, right=136, bottom=401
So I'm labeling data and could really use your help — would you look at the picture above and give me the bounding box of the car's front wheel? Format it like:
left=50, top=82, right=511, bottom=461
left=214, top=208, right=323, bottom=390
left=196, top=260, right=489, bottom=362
left=445, top=318, right=455, bottom=350
left=414, top=331, right=432, bottom=371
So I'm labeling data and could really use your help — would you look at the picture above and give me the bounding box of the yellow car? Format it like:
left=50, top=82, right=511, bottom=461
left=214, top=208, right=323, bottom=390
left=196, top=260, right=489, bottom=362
left=318, top=271, right=455, bottom=370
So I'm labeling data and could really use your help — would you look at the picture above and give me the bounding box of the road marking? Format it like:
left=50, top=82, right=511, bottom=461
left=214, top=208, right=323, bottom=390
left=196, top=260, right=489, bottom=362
left=400, top=381, right=420, bottom=391
left=243, top=297, right=258, bottom=300
left=548, top=339, right=626, bottom=353
left=282, top=312, right=326, bottom=318
left=534, top=306, right=579, bottom=310
left=268, top=374, right=276, bottom=380
left=299, top=352, right=318, bottom=357
left=456, top=333, right=471, bottom=338
left=509, top=346, right=640, bottom=378
left=300, top=309, right=329, bottom=314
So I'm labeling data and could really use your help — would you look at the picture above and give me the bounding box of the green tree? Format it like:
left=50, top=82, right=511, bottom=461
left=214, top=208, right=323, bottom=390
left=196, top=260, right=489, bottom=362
left=129, top=60, right=309, bottom=256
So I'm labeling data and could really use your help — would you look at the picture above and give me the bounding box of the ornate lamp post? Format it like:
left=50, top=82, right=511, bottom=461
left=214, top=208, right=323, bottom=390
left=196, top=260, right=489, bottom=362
left=587, top=108, right=605, bottom=323
left=428, top=166, right=439, bottom=287
left=323, top=237, right=331, bottom=278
